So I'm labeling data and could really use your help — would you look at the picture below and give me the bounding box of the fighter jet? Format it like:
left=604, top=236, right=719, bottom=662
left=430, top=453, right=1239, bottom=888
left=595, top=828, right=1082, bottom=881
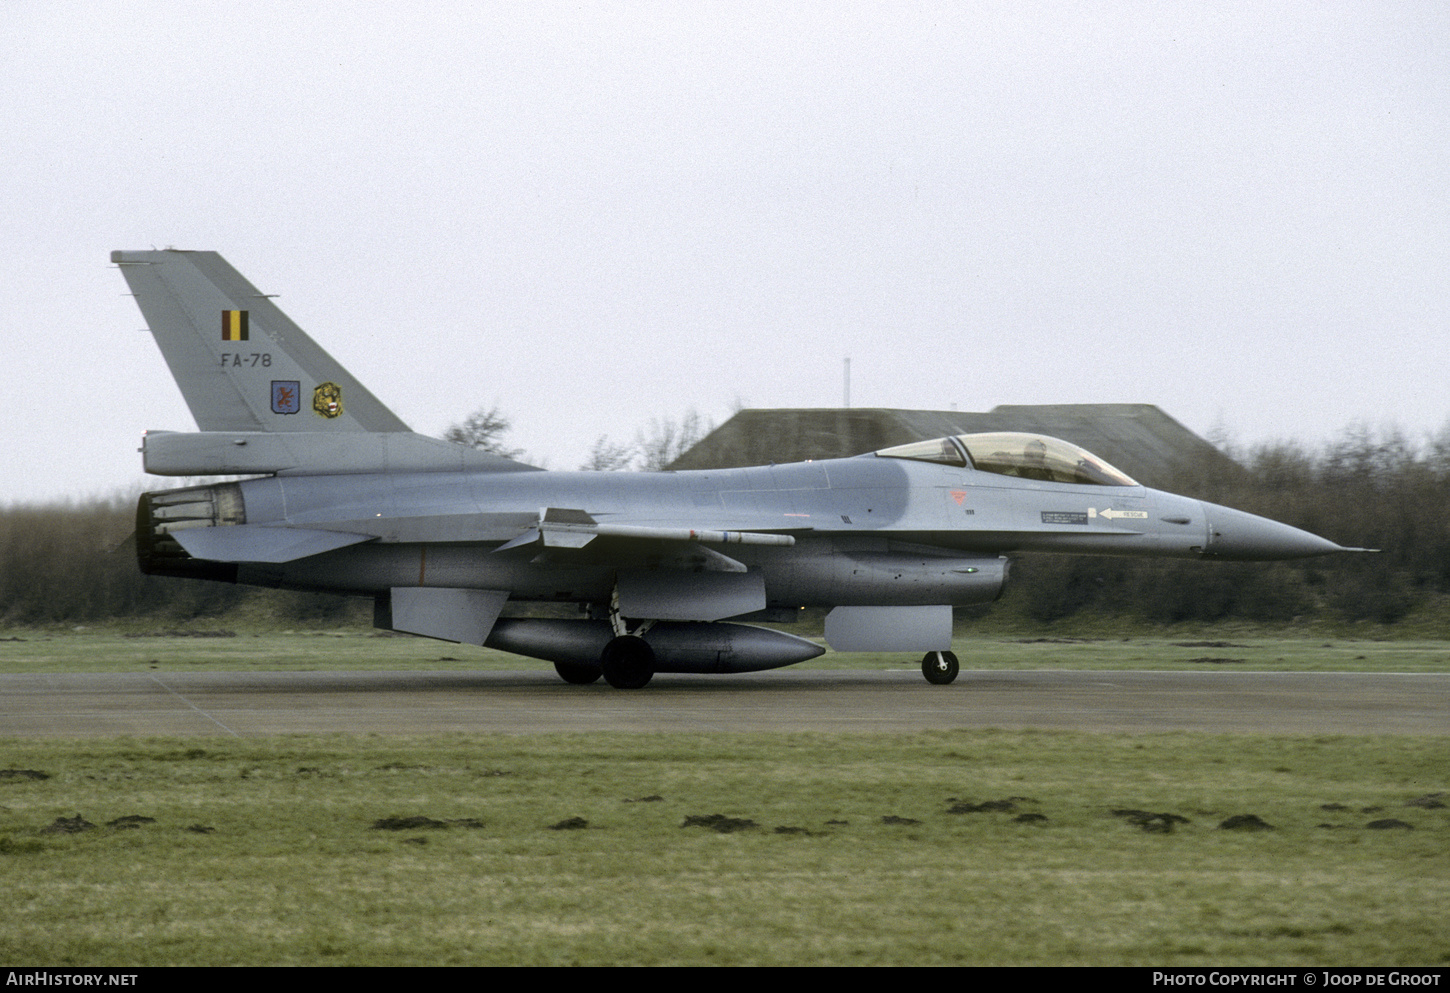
left=114, top=250, right=1362, bottom=688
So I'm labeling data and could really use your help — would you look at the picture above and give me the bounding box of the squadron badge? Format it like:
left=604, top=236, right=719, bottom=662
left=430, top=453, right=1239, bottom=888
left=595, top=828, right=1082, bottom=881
left=271, top=381, right=301, bottom=415
left=312, top=381, right=343, bottom=419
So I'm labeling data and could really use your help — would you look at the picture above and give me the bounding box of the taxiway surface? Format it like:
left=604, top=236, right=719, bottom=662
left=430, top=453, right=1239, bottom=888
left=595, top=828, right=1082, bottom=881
left=2, top=669, right=1446, bottom=737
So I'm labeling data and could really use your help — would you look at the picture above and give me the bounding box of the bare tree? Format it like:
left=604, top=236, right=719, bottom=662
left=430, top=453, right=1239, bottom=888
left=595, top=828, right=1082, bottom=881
left=442, top=406, right=524, bottom=459
left=635, top=409, right=712, bottom=471
left=579, top=435, right=637, bottom=471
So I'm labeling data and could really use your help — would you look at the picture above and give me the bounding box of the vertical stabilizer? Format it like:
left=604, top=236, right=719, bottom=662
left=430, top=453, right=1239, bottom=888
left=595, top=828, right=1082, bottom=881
left=112, top=250, right=410, bottom=434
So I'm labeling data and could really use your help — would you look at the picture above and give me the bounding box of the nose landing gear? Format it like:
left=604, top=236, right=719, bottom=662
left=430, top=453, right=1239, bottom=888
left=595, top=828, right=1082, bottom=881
left=921, top=650, right=959, bottom=685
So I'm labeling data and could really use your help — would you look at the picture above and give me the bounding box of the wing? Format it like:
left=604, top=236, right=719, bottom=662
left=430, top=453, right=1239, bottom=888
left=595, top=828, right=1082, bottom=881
left=492, top=507, right=798, bottom=559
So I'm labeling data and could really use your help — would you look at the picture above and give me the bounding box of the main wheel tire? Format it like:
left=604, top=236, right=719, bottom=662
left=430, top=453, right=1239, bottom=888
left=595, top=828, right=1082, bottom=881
left=922, top=650, right=959, bottom=685
left=554, top=660, right=602, bottom=685
left=600, top=635, right=655, bottom=689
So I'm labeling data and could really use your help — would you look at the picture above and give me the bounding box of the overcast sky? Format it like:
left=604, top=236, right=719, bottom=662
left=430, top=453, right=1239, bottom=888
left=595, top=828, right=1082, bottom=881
left=3, top=1, right=1445, bottom=504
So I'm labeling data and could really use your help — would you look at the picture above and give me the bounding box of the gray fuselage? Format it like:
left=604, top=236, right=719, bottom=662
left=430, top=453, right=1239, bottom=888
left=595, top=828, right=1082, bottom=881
left=205, top=452, right=1325, bottom=611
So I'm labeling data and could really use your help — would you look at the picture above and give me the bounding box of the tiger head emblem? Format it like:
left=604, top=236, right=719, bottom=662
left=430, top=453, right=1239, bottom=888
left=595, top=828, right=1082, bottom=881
left=312, top=381, right=343, bottom=419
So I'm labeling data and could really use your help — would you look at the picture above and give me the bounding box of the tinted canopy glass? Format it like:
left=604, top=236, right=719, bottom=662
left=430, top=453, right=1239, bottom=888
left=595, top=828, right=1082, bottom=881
left=876, top=432, right=1138, bottom=486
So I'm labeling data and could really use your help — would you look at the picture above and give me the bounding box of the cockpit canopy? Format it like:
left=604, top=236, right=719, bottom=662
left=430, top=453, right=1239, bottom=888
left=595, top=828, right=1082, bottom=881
left=875, top=432, right=1138, bottom=487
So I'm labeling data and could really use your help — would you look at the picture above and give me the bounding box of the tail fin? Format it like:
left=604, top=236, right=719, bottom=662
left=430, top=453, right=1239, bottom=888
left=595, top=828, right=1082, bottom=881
left=112, top=249, right=409, bottom=434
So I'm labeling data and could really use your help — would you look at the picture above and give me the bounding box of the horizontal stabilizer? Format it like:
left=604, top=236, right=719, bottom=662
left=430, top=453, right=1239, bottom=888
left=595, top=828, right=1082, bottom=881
left=172, top=524, right=374, bottom=563
left=142, top=430, right=540, bottom=476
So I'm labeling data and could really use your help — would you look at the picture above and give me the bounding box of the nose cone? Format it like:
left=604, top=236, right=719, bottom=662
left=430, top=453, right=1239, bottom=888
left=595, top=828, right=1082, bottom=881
left=1199, top=502, right=1346, bottom=560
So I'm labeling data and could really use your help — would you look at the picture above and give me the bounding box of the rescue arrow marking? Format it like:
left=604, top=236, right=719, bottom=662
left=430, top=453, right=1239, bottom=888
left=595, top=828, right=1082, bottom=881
left=1089, top=508, right=1149, bottom=520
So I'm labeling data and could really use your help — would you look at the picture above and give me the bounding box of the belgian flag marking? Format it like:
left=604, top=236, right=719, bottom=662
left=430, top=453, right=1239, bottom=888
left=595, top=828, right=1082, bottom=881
left=222, top=310, right=249, bottom=341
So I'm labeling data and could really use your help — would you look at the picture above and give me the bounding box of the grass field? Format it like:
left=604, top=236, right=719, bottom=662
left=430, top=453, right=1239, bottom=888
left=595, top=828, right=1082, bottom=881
left=1, top=731, right=1446, bottom=966
left=1, top=627, right=1446, bottom=966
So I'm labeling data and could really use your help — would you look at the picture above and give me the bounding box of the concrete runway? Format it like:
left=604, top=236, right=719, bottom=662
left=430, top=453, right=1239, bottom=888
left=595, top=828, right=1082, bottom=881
left=2, top=668, right=1446, bottom=737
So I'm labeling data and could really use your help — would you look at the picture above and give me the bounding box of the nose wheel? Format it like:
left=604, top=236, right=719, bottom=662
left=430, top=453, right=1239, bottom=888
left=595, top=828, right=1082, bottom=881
left=922, top=650, right=959, bottom=685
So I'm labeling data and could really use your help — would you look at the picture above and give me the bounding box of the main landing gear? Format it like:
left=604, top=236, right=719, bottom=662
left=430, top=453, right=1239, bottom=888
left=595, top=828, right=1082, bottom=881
left=597, top=586, right=656, bottom=689
left=922, top=650, right=959, bottom=685
left=600, top=635, right=655, bottom=689
left=553, top=660, right=601, bottom=685
left=550, top=636, right=656, bottom=688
